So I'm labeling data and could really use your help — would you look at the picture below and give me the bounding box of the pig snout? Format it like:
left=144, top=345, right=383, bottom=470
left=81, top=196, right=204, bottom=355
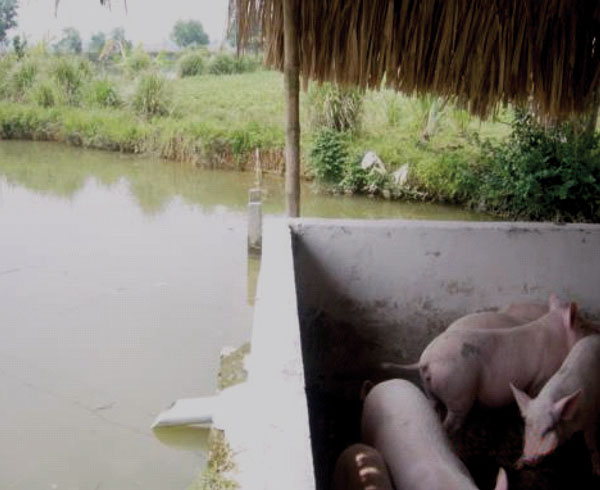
left=516, top=432, right=559, bottom=469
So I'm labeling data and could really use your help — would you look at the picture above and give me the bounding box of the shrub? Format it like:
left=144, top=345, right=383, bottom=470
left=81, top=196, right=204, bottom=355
left=208, top=53, right=235, bottom=75
left=477, top=109, right=600, bottom=221
left=232, top=55, right=260, bottom=74
left=413, top=152, right=479, bottom=202
left=85, top=79, right=121, bottom=108
left=51, top=57, right=89, bottom=105
left=125, top=45, right=152, bottom=73
left=308, top=82, right=363, bottom=133
left=308, top=128, right=350, bottom=183
left=0, top=54, right=17, bottom=98
left=28, top=80, right=60, bottom=108
left=9, top=58, right=38, bottom=98
left=132, top=73, right=172, bottom=117
left=177, top=51, right=205, bottom=77
left=339, top=158, right=367, bottom=193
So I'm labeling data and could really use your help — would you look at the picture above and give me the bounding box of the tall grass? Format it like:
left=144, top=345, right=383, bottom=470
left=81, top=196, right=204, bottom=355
left=51, top=57, right=91, bottom=105
left=308, top=82, right=363, bottom=133
left=132, top=73, right=172, bottom=117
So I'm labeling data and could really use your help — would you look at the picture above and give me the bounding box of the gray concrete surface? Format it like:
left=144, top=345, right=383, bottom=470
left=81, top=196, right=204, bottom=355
left=231, top=219, right=315, bottom=490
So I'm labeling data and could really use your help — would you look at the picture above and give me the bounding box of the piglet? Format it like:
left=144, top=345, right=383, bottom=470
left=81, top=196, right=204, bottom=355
left=510, top=334, right=600, bottom=474
left=362, top=379, right=508, bottom=490
left=447, top=301, right=548, bottom=332
left=384, top=294, right=585, bottom=434
left=332, top=443, right=394, bottom=490
left=499, top=301, right=549, bottom=323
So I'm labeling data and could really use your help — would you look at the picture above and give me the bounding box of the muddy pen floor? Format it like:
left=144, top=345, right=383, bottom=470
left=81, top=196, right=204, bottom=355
left=300, top=311, right=599, bottom=490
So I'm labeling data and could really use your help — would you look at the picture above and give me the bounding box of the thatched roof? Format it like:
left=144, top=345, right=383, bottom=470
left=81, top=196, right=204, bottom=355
left=230, top=0, right=600, bottom=119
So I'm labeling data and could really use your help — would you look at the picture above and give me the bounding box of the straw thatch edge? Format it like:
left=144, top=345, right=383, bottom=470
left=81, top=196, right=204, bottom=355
left=230, top=0, right=600, bottom=119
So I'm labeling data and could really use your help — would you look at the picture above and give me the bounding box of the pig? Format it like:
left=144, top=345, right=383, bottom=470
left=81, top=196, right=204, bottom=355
left=362, top=379, right=508, bottom=490
left=384, top=294, right=585, bottom=434
left=332, top=443, right=394, bottom=490
left=446, top=311, right=524, bottom=332
left=499, top=301, right=549, bottom=323
left=446, top=300, right=548, bottom=332
left=510, top=334, right=600, bottom=474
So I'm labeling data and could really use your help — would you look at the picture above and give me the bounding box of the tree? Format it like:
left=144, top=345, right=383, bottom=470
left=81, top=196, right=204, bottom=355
left=110, top=26, right=132, bottom=51
left=171, top=20, right=209, bottom=48
left=89, top=31, right=106, bottom=55
left=54, top=27, right=82, bottom=54
left=12, top=33, right=26, bottom=58
left=0, top=0, right=18, bottom=45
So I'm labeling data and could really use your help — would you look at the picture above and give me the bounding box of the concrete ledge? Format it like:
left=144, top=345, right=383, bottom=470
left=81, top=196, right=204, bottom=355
left=236, top=219, right=315, bottom=490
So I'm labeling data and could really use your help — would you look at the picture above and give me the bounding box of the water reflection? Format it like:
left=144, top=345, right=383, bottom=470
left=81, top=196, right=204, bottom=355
left=0, top=141, right=491, bottom=221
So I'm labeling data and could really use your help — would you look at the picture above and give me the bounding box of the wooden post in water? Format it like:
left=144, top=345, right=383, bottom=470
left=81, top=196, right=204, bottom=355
left=283, top=0, right=300, bottom=217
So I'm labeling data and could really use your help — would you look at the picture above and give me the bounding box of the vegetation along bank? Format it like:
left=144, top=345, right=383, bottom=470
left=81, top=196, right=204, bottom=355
left=0, top=45, right=599, bottom=222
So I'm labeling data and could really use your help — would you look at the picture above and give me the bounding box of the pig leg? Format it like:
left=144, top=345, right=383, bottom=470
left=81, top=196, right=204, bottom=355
left=332, top=444, right=394, bottom=490
left=427, top=362, right=478, bottom=434
left=583, top=423, right=600, bottom=475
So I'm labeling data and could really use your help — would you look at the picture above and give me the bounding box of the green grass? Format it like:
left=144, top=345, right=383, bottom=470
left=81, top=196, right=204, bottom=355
left=0, top=52, right=519, bottom=210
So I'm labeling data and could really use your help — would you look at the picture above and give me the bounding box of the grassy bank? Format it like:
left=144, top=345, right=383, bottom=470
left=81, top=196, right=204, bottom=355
left=1, top=48, right=598, bottom=221
left=0, top=48, right=507, bottom=166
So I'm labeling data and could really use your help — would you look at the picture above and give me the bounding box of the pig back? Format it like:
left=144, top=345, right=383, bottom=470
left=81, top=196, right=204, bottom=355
left=549, top=334, right=600, bottom=412
left=361, top=380, right=476, bottom=489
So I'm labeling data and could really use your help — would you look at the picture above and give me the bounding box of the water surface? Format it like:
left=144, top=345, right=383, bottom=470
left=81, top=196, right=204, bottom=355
left=0, top=141, right=487, bottom=490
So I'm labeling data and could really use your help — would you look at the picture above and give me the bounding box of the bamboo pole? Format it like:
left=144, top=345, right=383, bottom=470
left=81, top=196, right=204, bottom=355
left=283, top=0, right=300, bottom=217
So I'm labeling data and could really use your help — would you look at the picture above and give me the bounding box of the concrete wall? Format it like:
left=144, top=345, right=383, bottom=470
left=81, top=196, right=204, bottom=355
left=292, top=219, right=600, bottom=365
left=237, top=220, right=315, bottom=490
left=291, top=219, right=600, bottom=489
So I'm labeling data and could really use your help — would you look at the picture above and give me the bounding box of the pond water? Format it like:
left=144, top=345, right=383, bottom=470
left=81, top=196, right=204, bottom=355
left=0, top=141, right=488, bottom=490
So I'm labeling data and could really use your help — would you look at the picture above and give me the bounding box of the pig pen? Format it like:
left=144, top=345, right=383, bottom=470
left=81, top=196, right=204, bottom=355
left=241, top=219, right=600, bottom=490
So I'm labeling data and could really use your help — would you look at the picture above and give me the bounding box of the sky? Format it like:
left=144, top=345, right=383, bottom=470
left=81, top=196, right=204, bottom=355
left=14, top=0, right=230, bottom=49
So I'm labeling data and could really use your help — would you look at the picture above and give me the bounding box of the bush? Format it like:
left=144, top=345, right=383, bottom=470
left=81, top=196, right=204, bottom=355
left=125, top=45, right=152, bottom=73
left=308, top=128, right=350, bottom=183
left=132, top=73, right=172, bottom=117
left=51, top=57, right=90, bottom=105
left=232, top=55, right=260, bottom=74
left=477, top=109, right=600, bottom=221
left=413, top=152, right=479, bottom=202
left=177, top=51, right=205, bottom=77
left=308, top=82, right=363, bottom=133
left=9, top=58, right=38, bottom=98
left=208, top=53, right=235, bottom=75
left=0, top=54, right=17, bottom=98
left=85, top=79, right=121, bottom=108
left=28, top=80, right=60, bottom=108
left=339, top=158, right=367, bottom=193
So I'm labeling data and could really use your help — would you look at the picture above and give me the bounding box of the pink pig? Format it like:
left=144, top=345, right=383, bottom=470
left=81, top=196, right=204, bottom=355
left=446, top=300, right=548, bottom=332
left=361, top=379, right=508, bottom=490
left=385, top=294, right=585, bottom=433
left=510, top=334, right=600, bottom=474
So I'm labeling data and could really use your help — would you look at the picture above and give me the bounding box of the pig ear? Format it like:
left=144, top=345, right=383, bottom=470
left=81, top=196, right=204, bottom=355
left=553, top=390, right=582, bottom=421
left=549, top=293, right=561, bottom=311
left=562, top=302, right=578, bottom=330
left=493, top=468, right=509, bottom=490
left=510, top=383, right=531, bottom=415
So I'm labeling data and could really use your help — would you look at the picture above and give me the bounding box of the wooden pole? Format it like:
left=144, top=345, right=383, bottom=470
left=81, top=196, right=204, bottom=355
left=283, top=0, right=300, bottom=217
